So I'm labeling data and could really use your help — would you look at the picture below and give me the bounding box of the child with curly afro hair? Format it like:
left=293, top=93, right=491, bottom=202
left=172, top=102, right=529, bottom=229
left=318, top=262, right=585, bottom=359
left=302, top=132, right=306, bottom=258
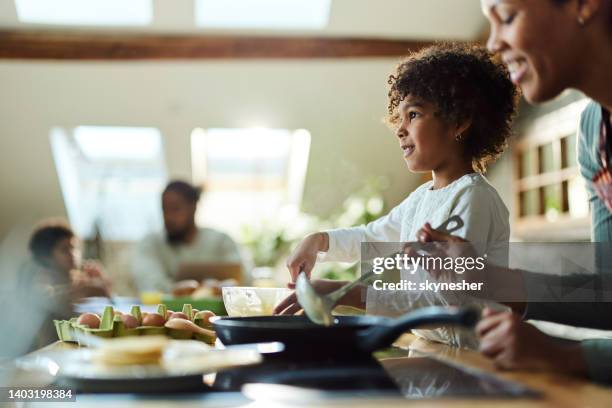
left=387, top=42, right=518, bottom=173
left=281, top=42, right=518, bottom=349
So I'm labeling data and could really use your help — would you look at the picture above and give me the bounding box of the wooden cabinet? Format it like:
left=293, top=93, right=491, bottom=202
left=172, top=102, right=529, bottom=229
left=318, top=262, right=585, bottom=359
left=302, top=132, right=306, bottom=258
left=513, top=99, right=590, bottom=240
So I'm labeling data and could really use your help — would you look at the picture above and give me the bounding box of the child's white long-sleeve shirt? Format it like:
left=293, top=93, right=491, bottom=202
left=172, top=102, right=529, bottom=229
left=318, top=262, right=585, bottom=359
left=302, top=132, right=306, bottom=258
left=321, top=173, right=510, bottom=349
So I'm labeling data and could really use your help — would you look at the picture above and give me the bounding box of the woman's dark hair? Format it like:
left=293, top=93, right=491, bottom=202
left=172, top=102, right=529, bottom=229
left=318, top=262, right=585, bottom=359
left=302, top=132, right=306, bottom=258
left=387, top=42, right=519, bottom=172
left=551, top=0, right=612, bottom=31
left=29, top=222, right=74, bottom=263
left=163, top=180, right=203, bottom=204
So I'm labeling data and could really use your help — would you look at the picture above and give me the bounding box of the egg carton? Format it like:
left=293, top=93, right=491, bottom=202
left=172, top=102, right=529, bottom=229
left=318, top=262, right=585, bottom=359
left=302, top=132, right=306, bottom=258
left=161, top=296, right=226, bottom=316
left=53, top=303, right=216, bottom=345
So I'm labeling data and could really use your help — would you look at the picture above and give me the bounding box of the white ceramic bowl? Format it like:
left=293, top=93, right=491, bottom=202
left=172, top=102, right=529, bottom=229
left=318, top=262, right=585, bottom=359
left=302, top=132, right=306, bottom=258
left=222, top=287, right=293, bottom=317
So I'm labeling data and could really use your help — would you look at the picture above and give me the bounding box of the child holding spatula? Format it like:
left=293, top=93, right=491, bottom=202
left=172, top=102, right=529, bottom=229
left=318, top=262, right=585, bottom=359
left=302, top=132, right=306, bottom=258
left=275, top=43, right=518, bottom=349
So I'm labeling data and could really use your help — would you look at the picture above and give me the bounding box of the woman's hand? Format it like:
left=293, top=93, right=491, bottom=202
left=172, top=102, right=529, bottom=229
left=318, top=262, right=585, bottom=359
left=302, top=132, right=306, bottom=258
left=273, top=279, right=364, bottom=315
left=403, top=222, right=478, bottom=282
left=285, top=232, right=329, bottom=282
left=416, top=222, right=467, bottom=245
left=477, top=308, right=587, bottom=375
left=409, top=222, right=526, bottom=311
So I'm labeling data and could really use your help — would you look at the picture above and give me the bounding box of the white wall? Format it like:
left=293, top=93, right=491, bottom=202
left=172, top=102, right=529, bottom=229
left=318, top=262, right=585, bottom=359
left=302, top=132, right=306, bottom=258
left=0, top=58, right=424, bottom=241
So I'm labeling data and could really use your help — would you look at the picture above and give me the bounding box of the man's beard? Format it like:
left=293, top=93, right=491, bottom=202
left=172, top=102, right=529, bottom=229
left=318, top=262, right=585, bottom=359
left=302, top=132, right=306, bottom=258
left=166, top=228, right=189, bottom=245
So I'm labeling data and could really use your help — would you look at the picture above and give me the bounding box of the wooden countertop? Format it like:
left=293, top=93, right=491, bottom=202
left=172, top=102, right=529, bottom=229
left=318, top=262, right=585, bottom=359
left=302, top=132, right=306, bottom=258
left=5, top=335, right=612, bottom=408
left=392, top=334, right=612, bottom=408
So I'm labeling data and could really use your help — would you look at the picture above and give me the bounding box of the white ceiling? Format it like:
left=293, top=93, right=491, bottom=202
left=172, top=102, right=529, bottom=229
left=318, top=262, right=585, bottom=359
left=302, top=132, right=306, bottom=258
left=0, top=0, right=487, bottom=40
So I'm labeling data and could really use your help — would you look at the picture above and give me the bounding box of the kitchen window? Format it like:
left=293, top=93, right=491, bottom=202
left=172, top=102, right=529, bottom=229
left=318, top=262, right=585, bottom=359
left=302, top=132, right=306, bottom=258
left=191, top=127, right=311, bottom=236
left=50, top=126, right=167, bottom=241
left=15, top=0, right=153, bottom=26
left=195, top=0, right=331, bottom=29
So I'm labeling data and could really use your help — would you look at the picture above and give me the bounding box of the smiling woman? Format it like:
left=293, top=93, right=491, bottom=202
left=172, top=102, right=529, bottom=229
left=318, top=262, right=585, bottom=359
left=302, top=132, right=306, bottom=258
left=419, top=0, right=612, bottom=384
left=482, top=0, right=612, bottom=105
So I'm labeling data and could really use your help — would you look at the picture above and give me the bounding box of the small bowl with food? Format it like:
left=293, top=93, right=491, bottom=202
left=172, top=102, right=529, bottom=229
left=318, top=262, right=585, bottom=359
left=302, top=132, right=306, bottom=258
left=222, top=287, right=292, bottom=317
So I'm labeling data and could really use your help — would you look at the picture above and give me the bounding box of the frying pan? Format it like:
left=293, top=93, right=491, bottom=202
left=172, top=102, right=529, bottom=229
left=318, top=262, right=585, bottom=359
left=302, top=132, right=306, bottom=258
left=214, top=306, right=478, bottom=358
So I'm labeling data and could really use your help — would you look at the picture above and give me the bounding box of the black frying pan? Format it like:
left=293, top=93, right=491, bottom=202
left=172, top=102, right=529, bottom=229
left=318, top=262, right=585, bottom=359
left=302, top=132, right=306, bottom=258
left=214, top=306, right=478, bottom=357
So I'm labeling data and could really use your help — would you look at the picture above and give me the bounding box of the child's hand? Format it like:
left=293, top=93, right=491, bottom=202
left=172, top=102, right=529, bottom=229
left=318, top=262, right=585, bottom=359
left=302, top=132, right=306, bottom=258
left=273, top=279, right=362, bottom=315
left=82, top=260, right=107, bottom=281
left=285, top=232, right=329, bottom=282
left=82, top=260, right=113, bottom=291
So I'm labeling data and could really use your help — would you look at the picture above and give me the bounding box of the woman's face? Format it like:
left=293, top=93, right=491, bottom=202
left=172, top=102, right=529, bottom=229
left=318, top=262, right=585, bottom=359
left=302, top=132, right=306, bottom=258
left=49, top=237, right=79, bottom=273
left=394, top=96, right=458, bottom=173
left=481, top=0, right=583, bottom=103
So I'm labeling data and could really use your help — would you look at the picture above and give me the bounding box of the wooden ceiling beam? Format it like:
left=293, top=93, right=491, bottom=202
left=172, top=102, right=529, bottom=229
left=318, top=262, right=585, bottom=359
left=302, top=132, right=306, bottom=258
left=0, top=30, right=433, bottom=60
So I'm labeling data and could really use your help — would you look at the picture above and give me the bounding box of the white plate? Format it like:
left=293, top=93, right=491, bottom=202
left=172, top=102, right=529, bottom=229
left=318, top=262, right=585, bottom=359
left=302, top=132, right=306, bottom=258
left=17, top=340, right=262, bottom=381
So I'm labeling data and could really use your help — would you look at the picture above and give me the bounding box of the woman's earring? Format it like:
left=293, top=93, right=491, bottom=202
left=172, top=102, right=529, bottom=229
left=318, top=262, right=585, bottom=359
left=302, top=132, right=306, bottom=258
left=577, top=16, right=585, bottom=25
left=455, top=133, right=463, bottom=141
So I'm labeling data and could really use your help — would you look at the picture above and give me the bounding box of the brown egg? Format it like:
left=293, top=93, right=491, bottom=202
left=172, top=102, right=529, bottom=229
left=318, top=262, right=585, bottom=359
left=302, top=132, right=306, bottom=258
left=121, top=314, right=139, bottom=329
left=77, top=313, right=101, bottom=329
left=168, top=312, right=189, bottom=320
left=142, top=313, right=166, bottom=327
left=194, top=310, right=216, bottom=325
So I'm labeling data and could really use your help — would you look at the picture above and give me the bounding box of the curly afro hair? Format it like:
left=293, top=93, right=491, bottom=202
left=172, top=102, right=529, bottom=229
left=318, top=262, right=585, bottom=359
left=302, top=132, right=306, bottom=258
left=29, top=220, right=74, bottom=263
left=387, top=42, right=519, bottom=172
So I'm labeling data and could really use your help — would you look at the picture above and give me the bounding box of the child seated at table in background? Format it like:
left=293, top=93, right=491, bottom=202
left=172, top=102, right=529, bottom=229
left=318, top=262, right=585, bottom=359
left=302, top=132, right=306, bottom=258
left=18, top=220, right=112, bottom=348
left=275, top=43, right=519, bottom=349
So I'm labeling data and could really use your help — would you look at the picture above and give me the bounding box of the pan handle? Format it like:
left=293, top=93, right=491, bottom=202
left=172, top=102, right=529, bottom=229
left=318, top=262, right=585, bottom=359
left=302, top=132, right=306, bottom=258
left=358, top=306, right=479, bottom=353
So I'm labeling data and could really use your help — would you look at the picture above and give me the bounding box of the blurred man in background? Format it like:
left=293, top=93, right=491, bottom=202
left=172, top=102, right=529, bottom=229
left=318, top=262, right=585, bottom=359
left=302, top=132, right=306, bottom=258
left=130, top=180, right=244, bottom=293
